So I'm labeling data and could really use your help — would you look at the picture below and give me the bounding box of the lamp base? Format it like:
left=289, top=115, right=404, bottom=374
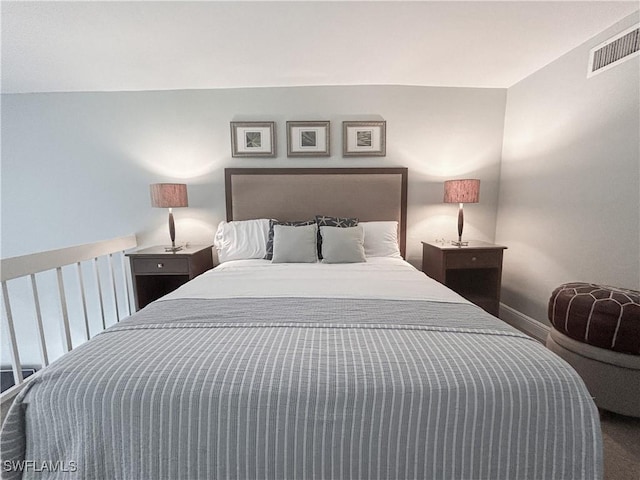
left=450, top=240, right=469, bottom=247
left=164, top=245, right=184, bottom=252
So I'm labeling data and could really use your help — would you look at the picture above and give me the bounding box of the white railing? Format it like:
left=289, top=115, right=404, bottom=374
left=0, top=235, right=137, bottom=413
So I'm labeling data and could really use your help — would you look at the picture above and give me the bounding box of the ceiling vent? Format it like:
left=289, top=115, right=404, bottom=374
left=588, top=24, right=639, bottom=77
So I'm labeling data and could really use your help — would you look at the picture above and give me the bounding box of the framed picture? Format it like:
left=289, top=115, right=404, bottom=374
left=287, top=121, right=330, bottom=157
left=230, top=121, right=276, bottom=157
left=342, top=121, right=386, bottom=157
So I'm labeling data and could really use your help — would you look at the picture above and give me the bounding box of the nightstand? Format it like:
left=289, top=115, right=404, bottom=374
left=126, top=245, right=214, bottom=310
left=422, top=241, right=507, bottom=316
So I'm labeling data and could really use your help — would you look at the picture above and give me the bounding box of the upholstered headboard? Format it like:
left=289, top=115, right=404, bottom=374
left=225, top=167, right=408, bottom=257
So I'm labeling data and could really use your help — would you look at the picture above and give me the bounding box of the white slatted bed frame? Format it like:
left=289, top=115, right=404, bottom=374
left=0, top=235, right=137, bottom=420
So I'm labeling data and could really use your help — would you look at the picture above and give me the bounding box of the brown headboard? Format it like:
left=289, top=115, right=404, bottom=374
left=225, top=168, right=408, bottom=257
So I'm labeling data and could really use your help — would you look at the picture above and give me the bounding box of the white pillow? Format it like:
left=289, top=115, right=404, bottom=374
left=214, top=219, right=270, bottom=263
left=361, top=221, right=402, bottom=258
left=271, top=224, right=319, bottom=263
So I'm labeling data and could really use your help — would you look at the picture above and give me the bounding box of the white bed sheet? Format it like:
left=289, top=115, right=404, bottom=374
left=160, top=257, right=469, bottom=304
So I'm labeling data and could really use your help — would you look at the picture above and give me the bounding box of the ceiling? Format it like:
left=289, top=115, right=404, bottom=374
left=2, top=1, right=638, bottom=94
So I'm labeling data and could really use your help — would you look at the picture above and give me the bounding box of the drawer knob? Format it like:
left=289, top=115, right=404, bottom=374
left=157, top=263, right=164, bottom=268
left=472, top=257, right=477, bottom=262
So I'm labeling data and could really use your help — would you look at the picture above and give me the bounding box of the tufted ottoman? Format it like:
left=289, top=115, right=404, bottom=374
left=546, top=282, right=640, bottom=417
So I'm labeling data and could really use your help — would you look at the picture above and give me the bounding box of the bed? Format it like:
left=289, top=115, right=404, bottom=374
left=1, top=168, right=602, bottom=479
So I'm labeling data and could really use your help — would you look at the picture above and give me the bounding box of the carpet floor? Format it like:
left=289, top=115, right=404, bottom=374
left=600, top=409, right=640, bottom=480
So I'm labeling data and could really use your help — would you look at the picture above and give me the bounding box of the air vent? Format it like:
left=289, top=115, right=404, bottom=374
left=588, top=24, right=639, bottom=77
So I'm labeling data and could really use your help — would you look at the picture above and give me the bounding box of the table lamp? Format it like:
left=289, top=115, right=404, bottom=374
left=443, top=179, right=480, bottom=246
left=150, top=183, right=188, bottom=252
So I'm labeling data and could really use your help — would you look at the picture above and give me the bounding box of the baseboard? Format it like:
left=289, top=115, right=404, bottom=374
left=499, top=303, right=550, bottom=343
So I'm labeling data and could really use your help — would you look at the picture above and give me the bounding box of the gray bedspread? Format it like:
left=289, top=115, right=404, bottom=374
left=1, top=297, right=602, bottom=479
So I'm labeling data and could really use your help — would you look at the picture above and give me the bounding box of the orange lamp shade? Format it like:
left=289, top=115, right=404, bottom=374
left=150, top=183, right=188, bottom=208
left=443, top=179, right=480, bottom=204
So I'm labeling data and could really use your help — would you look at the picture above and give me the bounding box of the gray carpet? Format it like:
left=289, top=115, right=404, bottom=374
left=600, top=410, right=640, bottom=480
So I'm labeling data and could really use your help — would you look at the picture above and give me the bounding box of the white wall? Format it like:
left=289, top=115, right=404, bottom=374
left=1, top=85, right=507, bottom=364
left=496, top=12, right=640, bottom=325
left=1, top=85, right=507, bottom=266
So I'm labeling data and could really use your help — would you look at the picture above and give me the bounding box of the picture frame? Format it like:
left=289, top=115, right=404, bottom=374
left=342, top=121, right=386, bottom=157
left=287, top=121, right=330, bottom=157
left=230, top=121, right=276, bottom=157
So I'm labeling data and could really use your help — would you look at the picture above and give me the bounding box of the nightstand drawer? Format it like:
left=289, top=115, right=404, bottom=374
left=422, top=241, right=506, bottom=317
left=446, top=250, right=499, bottom=269
left=126, top=245, right=214, bottom=310
left=132, top=258, right=189, bottom=274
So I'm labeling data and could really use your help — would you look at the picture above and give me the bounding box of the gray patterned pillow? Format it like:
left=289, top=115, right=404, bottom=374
left=264, top=219, right=316, bottom=260
left=315, top=215, right=359, bottom=259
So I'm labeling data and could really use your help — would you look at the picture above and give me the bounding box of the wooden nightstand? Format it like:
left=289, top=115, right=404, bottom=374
left=422, top=241, right=507, bottom=316
left=126, top=245, right=214, bottom=310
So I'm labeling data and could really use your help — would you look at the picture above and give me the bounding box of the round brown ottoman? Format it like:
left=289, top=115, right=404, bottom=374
left=546, top=282, right=640, bottom=417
